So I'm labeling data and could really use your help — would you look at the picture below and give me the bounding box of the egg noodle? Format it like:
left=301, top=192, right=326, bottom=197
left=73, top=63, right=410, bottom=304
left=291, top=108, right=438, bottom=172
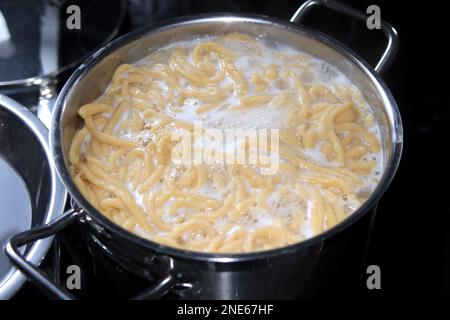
left=69, top=33, right=383, bottom=253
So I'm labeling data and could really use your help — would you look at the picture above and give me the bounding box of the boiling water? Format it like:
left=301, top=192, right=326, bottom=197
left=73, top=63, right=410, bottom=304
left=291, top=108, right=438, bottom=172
left=0, top=156, right=32, bottom=279
left=82, top=34, right=386, bottom=247
left=132, top=36, right=385, bottom=237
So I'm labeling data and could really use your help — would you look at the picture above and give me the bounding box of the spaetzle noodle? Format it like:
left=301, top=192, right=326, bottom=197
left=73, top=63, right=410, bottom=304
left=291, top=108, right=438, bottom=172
left=69, top=33, right=384, bottom=253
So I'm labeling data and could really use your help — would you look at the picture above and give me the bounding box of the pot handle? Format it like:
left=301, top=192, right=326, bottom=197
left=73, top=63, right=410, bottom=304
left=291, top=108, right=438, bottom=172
left=290, top=0, right=399, bottom=75
left=5, top=207, right=175, bottom=300
left=5, top=208, right=82, bottom=299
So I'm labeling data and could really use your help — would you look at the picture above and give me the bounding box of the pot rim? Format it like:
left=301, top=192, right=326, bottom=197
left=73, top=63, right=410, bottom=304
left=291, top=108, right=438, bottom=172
left=50, top=13, right=403, bottom=263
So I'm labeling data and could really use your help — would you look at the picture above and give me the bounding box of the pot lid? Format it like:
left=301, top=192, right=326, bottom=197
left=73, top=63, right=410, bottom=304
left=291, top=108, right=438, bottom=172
left=0, top=94, right=66, bottom=299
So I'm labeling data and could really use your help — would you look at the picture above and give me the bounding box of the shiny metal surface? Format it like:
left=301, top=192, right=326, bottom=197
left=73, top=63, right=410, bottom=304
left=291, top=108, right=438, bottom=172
left=0, top=0, right=127, bottom=89
left=8, top=2, right=403, bottom=299
left=6, top=208, right=81, bottom=299
left=290, top=0, right=399, bottom=75
left=53, top=14, right=401, bottom=298
left=53, top=13, right=402, bottom=260
left=0, top=0, right=128, bottom=129
left=0, top=94, right=66, bottom=299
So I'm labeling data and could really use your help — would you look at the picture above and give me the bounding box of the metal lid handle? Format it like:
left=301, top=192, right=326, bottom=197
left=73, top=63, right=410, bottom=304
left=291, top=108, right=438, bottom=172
left=4, top=208, right=81, bottom=300
left=4, top=206, right=176, bottom=300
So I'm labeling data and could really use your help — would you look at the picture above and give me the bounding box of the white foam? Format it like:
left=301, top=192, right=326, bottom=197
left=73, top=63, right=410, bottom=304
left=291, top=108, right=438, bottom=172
left=113, top=34, right=385, bottom=242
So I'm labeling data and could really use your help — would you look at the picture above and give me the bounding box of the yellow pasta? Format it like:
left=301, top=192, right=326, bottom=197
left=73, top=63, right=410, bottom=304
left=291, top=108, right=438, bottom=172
left=69, top=33, right=384, bottom=253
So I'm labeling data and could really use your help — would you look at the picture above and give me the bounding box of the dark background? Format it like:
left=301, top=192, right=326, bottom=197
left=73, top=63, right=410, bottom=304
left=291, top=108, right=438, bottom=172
left=6, top=0, right=450, bottom=299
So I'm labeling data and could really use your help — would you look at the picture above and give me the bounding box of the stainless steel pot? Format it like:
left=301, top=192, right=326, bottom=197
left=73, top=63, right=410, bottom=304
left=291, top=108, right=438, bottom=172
left=5, top=0, right=402, bottom=299
left=0, top=94, right=66, bottom=299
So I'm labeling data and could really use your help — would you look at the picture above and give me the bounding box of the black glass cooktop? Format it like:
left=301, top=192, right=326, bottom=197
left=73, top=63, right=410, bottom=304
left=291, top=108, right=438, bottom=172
left=6, top=0, right=450, bottom=299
